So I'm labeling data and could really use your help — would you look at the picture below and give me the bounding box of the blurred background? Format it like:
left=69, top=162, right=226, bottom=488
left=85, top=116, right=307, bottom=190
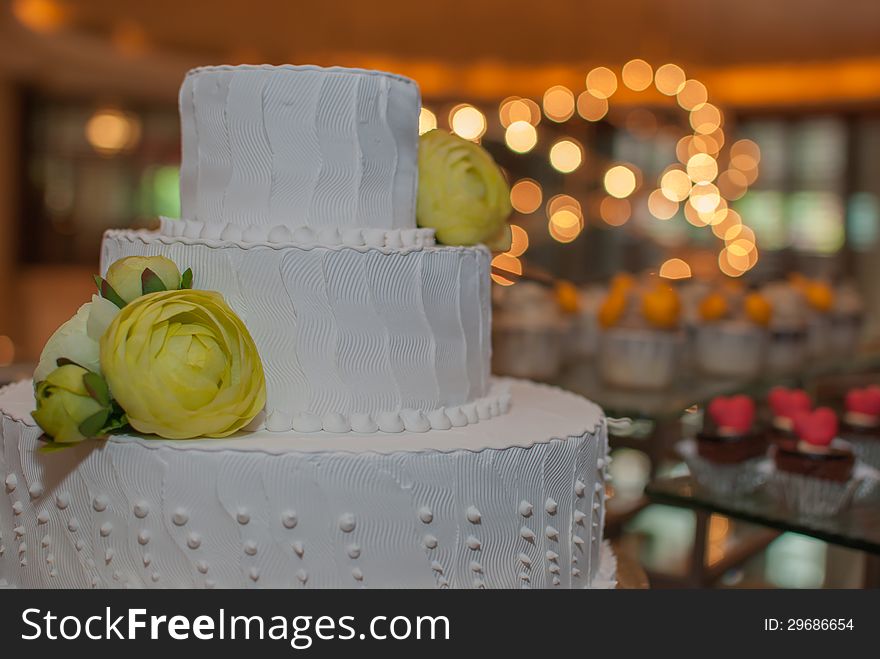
left=1, top=0, right=880, bottom=588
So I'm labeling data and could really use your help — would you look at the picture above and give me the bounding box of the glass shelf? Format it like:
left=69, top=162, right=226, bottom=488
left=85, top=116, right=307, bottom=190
left=646, top=475, right=880, bottom=556
left=553, top=352, right=880, bottom=421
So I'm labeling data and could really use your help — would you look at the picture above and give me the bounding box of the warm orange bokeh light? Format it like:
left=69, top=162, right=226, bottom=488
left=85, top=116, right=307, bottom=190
left=690, top=103, right=723, bottom=134
left=576, top=91, right=609, bottom=121
left=604, top=165, right=637, bottom=198
left=549, top=139, right=583, bottom=173
left=543, top=85, right=575, bottom=122
left=418, top=107, right=437, bottom=135
left=677, top=79, right=708, bottom=110
left=660, top=169, right=692, bottom=202
left=507, top=224, right=530, bottom=258
left=686, top=153, right=718, bottom=184
left=505, top=120, right=538, bottom=153
left=449, top=104, right=486, bottom=140
left=600, top=197, right=632, bottom=226
left=655, top=63, right=687, bottom=95
left=510, top=179, right=543, bottom=214
left=586, top=67, right=618, bottom=99
left=648, top=189, right=679, bottom=220
left=659, top=258, right=692, bottom=280
left=12, top=0, right=65, bottom=33
left=622, top=59, right=654, bottom=92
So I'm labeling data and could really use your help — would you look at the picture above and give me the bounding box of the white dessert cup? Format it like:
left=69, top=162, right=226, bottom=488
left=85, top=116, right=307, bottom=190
left=766, top=328, right=808, bottom=375
left=598, top=328, right=683, bottom=390
left=694, top=321, right=767, bottom=379
left=492, top=325, right=566, bottom=380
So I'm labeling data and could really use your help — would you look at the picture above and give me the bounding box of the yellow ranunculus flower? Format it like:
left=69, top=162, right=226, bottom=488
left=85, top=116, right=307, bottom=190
left=416, top=129, right=512, bottom=250
left=33, top=364, right=105, bottom=443
left=100, top=290, right=266, bottom=439
left=105, top=255, right=182, bottom=304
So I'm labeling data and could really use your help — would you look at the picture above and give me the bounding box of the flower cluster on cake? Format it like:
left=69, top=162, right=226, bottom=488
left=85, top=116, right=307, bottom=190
left=32, top=256, right=266, bottom=447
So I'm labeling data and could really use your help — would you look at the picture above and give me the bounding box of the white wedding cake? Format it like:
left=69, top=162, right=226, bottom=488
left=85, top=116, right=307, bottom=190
left=0, top=65, right=612, bottom=588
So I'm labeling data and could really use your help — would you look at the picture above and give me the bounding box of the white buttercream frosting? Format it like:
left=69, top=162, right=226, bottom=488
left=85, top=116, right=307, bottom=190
left=0, top=378, right=608, bottom=588
left=159, top=217, right=436, bottom=248
left=179, top=64, right=420, bottom=232
left=102, top=229, right=493, bottom=431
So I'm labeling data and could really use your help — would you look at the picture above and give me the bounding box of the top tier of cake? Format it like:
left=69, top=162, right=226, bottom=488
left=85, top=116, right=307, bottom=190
left=179, top=65, right=420, bottom=233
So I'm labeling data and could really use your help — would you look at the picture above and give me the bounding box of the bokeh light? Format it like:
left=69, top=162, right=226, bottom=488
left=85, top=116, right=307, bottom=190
left=576, top=91, right=609, bottom=121
left=500, top=97, right=542, bottom=127
left=711, top=208, right=743, bottom=240
left=684, top=201, right=709, bottom=227
left=547, top=194, right=582, bottom=218
left=689, top=183, right=721, bottom=214
left=449, top=104, right=486, bottom=140
left=622, top=59, right=653, bottom=91
left=686, top=153, right=718, bottom=183
left=717, top=169, right=749, bottom=200
left=600, top=197, right=632, bottom=226
left=548, top=208, right=584, bottom=243
left=543, top=86, right=575, bottom=122
left=12, top=0, right=65, bottom=32
left=604, top=165, right=637, bottom=198
left=507, top=224, right=530, bottom=257
left=85, top=108, right=142, bottom=155
left=660, top=168, right=692, bottom=202
left=586, top=67, right=618, bottom=99
left=690, top=102, right=723, bottom=134
left=648, top=189, right=679, bottom=220
left=510, top=179, right=543, bottom=214
left=505, top=120, right=538, bottom=153
left=676, top=80, right=708, bottom=111
left=418, top=107, right=437, bottom=135
left=659, top=258, right=692, bottom=280
left=549, top=139, right=583, bottom=173
left=654, top=63, right=687, bottom=95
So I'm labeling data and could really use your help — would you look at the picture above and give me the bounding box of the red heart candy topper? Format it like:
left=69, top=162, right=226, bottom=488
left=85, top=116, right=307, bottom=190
left=708, top=395, right=755, bottom=434
left=768, top=387, right=812, bottom=420
left=845, top=385, right=880, bottom=417
left=793, top=407, right=838, bottom=447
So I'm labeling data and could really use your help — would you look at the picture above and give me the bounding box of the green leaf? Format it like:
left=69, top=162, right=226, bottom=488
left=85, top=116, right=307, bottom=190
left=93, top=274, right=104, bottom=294
left=141, top=268, right=167, bottom=295
left=99, top=278, right=127, bottom=309
left=180, top=268, right=193, bottom=290
left=99, top=411, right=129, bottom=435
left=78, top=408, right=110, bottom=438
left=82, top=372, right=111, bottom=406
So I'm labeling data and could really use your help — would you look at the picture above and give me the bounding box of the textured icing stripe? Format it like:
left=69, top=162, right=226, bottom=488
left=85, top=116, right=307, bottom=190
left=179, top=65, right=419, bottom=231
left=1, top=379, right=603, bottom=455
left=0, top=378, right=607, bottom=589
left=157, top=218, right=436, bottom=249
left=101, top=230, right=492, bottom=431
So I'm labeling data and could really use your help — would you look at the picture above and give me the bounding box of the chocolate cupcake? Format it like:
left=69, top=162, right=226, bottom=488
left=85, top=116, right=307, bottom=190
left=697, top=395, right=767, bottom=464
left=681, top=395, right=769, bottom=495
left=766, top=386, right=812, bottom=443
left=770, top=407, right=859, bottom=516
left=839, top=385, right=880, bottom=470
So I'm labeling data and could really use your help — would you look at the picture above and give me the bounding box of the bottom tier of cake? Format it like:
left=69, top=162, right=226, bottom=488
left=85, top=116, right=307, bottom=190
left=0, top=378, right=609, bottom=589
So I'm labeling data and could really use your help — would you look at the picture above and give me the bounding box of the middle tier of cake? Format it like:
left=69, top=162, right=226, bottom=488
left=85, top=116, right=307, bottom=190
left=101, top=229, right=495, bottom=433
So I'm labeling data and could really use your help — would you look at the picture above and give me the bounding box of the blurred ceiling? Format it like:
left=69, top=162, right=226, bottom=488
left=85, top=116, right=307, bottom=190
left=2, top=0, right=880, bottom=105
left=36, top=0, right=880, bottom=67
